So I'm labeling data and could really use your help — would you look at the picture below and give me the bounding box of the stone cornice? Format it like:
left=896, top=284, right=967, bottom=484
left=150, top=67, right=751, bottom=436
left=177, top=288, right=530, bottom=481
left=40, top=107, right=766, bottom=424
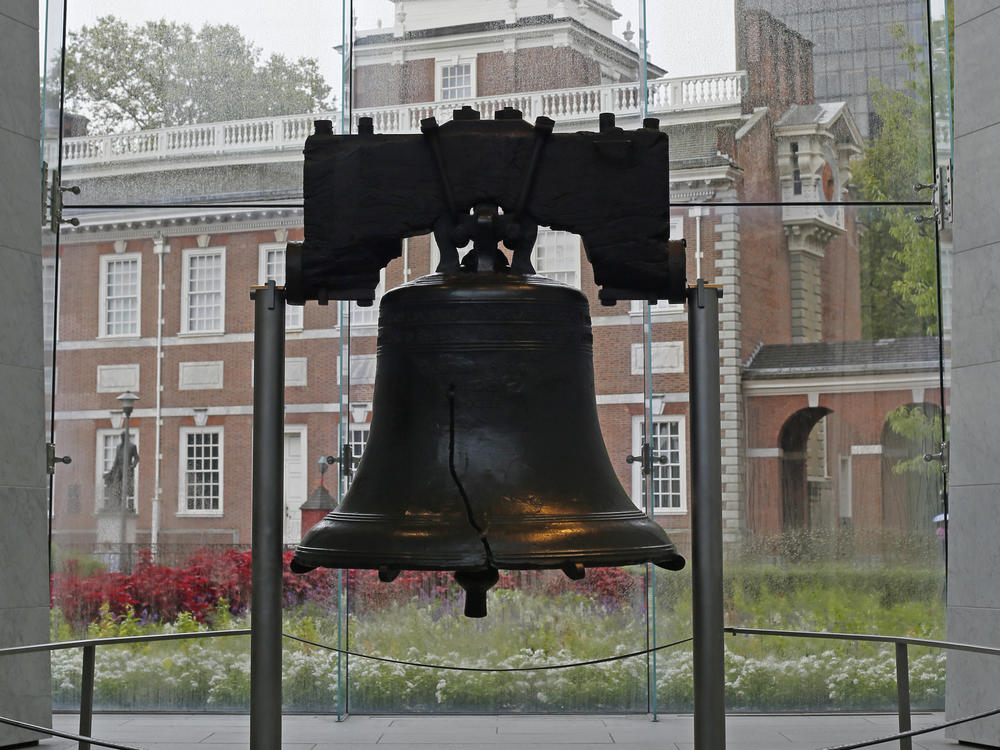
left=57, top=207, right=303, bottom=244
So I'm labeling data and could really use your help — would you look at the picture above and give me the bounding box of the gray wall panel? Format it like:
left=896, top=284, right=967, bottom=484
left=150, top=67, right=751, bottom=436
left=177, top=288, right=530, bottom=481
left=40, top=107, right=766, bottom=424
left=946, top=2, right=1000, bottom=744
left=0, top=0, right=52, bottom=746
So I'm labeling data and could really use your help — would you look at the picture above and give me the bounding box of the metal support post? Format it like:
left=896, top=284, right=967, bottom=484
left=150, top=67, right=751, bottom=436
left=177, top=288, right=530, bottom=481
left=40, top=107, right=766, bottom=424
left=251, top=281, right=286, bottom=750
left=78, top=644, right=95, bottom=750
left=895, top=642, right=913, bottom=750
left=688, top=280, right=725, bottom=750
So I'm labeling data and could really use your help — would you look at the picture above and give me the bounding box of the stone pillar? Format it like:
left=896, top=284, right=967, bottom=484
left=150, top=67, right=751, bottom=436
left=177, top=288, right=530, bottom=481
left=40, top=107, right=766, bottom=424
left=0, top=1, right=53, bottom=745
left=784, top=226, right=833, bottom=343
left=713, top=203, right=744, bottom=546
left=946, top=4, right=1000, bottom=745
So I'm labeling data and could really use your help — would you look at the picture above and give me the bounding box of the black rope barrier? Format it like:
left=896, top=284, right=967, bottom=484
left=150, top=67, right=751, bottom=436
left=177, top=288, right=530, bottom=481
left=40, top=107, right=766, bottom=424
left=818, top=706, right=1000, bottom=750
left=0, top=714, right=146, bottom=750
left=281, top=633, right=694, bottom=672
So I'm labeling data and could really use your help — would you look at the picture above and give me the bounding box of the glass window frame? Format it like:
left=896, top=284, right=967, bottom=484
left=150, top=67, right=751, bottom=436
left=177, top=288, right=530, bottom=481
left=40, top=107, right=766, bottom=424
left=531, top=228, right=582, bottom=289
left=436, top=58, right=476, bottom=101
left=631, top=413, right=687, bottom=515
left=258, top=241, right=304, bottom=331
left=177, top=425, right=224, bottom=516
left=181, top=246, right=226, bottom=335
left=98, top=252, right=142, bottom=339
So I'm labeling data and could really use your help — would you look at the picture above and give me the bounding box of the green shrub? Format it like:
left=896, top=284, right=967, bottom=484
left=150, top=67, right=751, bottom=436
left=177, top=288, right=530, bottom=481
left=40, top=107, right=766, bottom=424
left=50, top=563, right=947, bottom=713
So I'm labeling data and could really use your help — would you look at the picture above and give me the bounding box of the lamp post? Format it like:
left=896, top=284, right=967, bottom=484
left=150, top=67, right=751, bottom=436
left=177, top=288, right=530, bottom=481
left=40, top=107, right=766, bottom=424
left=116, top=391, right=138, bottom=571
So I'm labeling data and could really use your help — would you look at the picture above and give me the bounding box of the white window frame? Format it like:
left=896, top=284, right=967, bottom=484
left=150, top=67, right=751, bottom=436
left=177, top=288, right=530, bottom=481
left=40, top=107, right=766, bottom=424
left=346, top=421, right=371, bottom=486
left=429, top=232, right=442, bottom=274
left=95, top=428, right=140, bottom=513
left=99, top=252, right=142, bottom=338
left=630, top=414, right=687, bottom=515
left=258, top=242, right=304, bottom=331
left=630, top=215, right=685, bottom=317
left=349, top=269, right=385, bottom=329
left=531, top=228, right=582, bottom=289
left=177, top=426, right=224, bottom=516
left=436, top=57, right=476, bottom=101
left=283, top=425, right=309, bottom=545
left=181, top=247, right=226, bottom=335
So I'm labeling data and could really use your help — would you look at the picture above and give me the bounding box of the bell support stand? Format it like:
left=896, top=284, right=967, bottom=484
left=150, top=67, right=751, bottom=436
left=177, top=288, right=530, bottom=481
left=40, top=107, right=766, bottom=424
left=250, top=280, right=286, bottom=750
left=689, top=279, right=725, bottom=750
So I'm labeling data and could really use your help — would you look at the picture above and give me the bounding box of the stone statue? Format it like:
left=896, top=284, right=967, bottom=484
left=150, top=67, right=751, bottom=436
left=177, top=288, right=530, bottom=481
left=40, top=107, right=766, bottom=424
left=103, top=431, right=139, bottom=510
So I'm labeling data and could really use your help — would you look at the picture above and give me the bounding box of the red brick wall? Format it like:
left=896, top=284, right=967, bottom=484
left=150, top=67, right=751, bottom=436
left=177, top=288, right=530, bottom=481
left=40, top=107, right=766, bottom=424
left=821, top=209, right=862, bottom=342
left=355, top=46, right=605, bottom=109
left=743, top=387, right=947, bottom=537
left=737, top=8, right=815, bottom=119
left=733, top=114, right=794, bottom=360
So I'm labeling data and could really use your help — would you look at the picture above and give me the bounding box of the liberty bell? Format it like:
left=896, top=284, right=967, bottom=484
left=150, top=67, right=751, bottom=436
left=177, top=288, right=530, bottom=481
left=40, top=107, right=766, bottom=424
left=290, top=110, right=686, bottom=616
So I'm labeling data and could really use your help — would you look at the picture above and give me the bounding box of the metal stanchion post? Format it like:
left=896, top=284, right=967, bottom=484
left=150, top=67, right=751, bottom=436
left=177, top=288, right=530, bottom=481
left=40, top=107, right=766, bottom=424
left=688, top=280, right=725, bottom=750
left=78, top=644, right=95, bottom=750
left=251, top=281, right=286, bottom=750
left=896, top=643, right=913, bottom=750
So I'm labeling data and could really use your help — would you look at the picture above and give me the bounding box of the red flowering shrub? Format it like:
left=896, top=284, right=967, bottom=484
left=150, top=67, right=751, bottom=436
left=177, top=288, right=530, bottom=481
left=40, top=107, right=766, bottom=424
left=51, top=548, right=336, bottom=631
left=51, top=549, right=644, bottom=630
left=544, top=566, right=641, bottom=607
left=51, top=560, right=134, bottom=628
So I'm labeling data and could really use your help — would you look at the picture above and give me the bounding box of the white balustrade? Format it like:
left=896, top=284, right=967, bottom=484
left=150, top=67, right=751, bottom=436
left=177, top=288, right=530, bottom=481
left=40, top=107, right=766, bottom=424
left=62, top=73, right=747, bottom=167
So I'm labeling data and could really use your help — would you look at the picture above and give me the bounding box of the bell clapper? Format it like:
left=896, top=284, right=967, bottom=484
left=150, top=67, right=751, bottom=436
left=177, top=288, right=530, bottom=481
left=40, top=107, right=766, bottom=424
left=377, top=565, right=401, bottom=583
left=454, top=567, right=501, bottom=618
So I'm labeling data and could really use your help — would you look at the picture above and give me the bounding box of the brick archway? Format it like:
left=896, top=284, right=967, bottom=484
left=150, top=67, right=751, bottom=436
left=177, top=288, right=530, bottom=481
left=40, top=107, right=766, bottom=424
left=880, top=402, right=944, bottom=536
left=778, top=406, right=832, bottom=531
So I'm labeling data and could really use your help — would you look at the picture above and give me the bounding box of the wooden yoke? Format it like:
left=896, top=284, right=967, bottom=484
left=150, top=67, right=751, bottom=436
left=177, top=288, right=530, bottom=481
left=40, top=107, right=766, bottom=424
left=286, top=106, right=686, bottom=307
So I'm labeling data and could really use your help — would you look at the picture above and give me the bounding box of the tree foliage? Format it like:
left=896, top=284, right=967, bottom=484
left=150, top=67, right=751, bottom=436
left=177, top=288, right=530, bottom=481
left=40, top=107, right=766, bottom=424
left=885, top=405, right=943, bottom=478
left=853, top=15, right=951, bottom=339
left=64, top=16, right=334, bottom=133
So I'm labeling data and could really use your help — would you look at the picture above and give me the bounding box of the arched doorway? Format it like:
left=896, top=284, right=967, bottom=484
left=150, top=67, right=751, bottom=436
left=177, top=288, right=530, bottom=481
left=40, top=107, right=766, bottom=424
left=779, top=407, right=833, bottom=531
left=881, top=403, right=944, bottom=536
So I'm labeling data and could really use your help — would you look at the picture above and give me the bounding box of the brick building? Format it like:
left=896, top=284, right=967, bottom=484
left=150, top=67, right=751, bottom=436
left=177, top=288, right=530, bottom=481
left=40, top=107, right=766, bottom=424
left=47, top=2, right=942, bottom=563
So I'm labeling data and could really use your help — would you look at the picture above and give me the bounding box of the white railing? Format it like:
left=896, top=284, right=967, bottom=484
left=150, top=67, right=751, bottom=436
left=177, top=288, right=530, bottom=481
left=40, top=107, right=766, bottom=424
left=61, top=111, right=338, bottom=167
left=62, top=72, right=746, bottom=167
left=353, top=72, right=746, bottom=133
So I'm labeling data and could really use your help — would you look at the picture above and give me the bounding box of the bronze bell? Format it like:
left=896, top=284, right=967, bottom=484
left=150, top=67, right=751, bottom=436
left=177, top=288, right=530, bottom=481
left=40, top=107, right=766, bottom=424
left=292, top=269, right=685, bottom=616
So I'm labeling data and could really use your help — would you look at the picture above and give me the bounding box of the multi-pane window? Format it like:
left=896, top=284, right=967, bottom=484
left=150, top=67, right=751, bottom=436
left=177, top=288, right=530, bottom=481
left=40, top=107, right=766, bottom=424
left=98, top=430, right=139, bottom=512
left=258, top=243, right=303, bottom=329
left=181, top=428, right=222, bottom=513
left=532, top=229, right=581, bottom=288
left=350, top=270, right=384, bottom=327
left=100, top=254, right=140, bottom=337
left=440, top=63, right=472, bottom=100
left=632, top=416, right=686, bottom=513
left=347, top=424, right=370, bottom=485
left=183, top=249, right=224, bottom=333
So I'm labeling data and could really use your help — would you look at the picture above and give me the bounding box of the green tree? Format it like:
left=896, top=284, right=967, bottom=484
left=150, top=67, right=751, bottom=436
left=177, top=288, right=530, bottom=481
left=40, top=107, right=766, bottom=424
left=854, top=11, right=952, bottom=338
left=885, top=404, right=943, bottom=478
left=64, top=16, right=334, bottom=133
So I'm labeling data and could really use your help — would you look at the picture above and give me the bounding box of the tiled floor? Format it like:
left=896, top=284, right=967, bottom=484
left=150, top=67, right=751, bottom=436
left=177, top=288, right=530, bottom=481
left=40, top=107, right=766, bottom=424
left=23, top=711, right=966, bottom=749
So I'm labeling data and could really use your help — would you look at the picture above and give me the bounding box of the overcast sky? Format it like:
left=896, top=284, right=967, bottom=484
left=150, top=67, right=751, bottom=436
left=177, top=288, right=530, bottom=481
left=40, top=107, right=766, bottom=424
left=47, top=0, right=948, bottom=98
left=53, top=0, right=739, bottom=87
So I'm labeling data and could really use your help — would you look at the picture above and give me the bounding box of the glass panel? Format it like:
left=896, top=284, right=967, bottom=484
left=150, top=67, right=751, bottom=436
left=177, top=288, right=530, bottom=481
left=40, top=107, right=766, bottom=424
left=41, top=0, right=951, bottom=719
left=59, top=1, right=343, bottom=207
left=650, top=203, right=945, bottom=713
left=647, top=1, right=936, bottom=205
left=342, top=0, right=654, bottom=712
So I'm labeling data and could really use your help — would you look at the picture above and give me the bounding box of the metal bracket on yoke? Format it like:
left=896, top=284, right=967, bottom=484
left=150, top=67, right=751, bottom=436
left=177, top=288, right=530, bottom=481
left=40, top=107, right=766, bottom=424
left=423, top=107, right=552, bottom=275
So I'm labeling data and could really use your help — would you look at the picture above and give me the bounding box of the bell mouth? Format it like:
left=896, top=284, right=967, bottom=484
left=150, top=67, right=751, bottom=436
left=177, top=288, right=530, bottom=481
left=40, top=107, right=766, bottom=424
left=288, top=558, right=316, bottom=574
left=288, top=270, right=687, bottom=617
